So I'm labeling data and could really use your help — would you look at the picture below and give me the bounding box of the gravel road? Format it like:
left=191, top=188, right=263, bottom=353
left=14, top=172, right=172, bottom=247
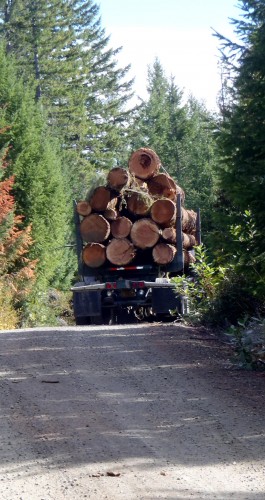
left=0, top=323, right=264, bottom=499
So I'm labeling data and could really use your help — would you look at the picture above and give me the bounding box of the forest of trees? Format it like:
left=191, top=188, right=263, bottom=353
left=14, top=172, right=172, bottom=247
left=0, top=0, right=264, bottom=329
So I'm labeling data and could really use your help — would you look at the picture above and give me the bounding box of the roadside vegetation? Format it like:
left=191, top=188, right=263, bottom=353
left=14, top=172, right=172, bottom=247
left=0, top=0, right=264, bottom=343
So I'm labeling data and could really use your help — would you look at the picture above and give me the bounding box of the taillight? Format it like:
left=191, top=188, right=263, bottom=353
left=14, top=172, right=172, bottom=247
left=106, top=282, right=117, bottom=289
left=131, top=281, right=145, bottom=288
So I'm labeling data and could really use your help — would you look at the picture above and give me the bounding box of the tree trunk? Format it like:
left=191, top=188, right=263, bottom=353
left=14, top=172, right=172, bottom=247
left=89, top=186, right=112, bottom=212
left=150, top=198, right=176, bottom=227
left=106, top=238, right=136, bottom=266
left=126, top=191, right=153, bottom=216
left=147, top=173, right=185, bottom=202
left=152, top=243, right=177, bottom=265
left=82, top=243, right=106, bottom=268
left=130, top=218, right=160, bottom=249
left=128, top=147, right=161, bottom=180
left=80, top=214, right=110, bottom=243
left=107, top=167, right=130, bottom=191
left=76, top=200, right=92, bottom=217
left=111, top=216, right=132, bottom=239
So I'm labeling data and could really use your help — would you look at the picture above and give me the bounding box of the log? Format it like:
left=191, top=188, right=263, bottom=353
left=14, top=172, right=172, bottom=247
left=182, top=232, right=196, bottom=248
left=152, top=243, right=177, bottom=265
left=184, top=249, right=196, bottom=265
left=106, top=238, right=136, bottom=266
left=82, top=243, right=106, bottom=268
left=182, top=209, right=197, bottom=233
left=150, top=199, right=176, bottom=227
left=89, top=186, right=111, bottom=212
left=147, top=173, right=184, bottom=202
left=128, top=148, right=161, bottom=180
left=111, top=216, right=132, bottom=239
left=126, top=191, right=153, bottom=216
left=80, top=214, right=110, bottom=243
left=107, top=167, right=130, bottom=191
left=162, top=228, right=196, bottom=249
left=76, top=200, right=92, bottom=217
left=162, top=227, right=176, bottom=243
left=103, top=208, right=118, bottom=221
left=130, top=218, right=160, bottom=249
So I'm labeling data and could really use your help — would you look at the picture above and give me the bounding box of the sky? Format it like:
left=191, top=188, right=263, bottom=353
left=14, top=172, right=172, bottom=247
left=98, top=0, right=241, bottom=110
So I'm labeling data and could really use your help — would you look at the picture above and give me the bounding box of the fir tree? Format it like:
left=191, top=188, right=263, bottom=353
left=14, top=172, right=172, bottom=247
left=0, top=43, right=73, bottom=291
left=0, top=0, right=135, bottom=191
left=216, top=0, right=265, bottom=290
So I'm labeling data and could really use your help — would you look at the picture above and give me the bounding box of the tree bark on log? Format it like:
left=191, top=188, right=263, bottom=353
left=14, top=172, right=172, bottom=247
left=147, top=173, right=184, bottom=202
left=130, top=218, right=160, bottom=249
left=111, top=216, right=132, bottom=239
left=126, top=191, right=153, bottom=216
left=128, top=148, right=161, bottom=180
left=182, top=209, right=197, bottom=233
left=184, top=249, right=196, bottom=265
left=150, top=198, right=176, bottom=227
left=182, top=232, right=196, bottom=248
left=89, top=186, right=112, bottom=212
left=103, top=208, right=118, bottom=221
left=76, top=200, right=92, bottom=217
left=82, top=243, right=106, bottom=268
left=107, top=167, right=130, bottom=191
left=152, top=243, right=177, bottom=265
left=80, top=214, right=110, bottom=243
left=106, top=238, right=136, bottom=266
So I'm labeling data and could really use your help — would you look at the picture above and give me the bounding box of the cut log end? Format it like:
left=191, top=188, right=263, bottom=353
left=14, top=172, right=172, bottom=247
left=150, top=198, right=176, bottom=227
left=152, top=243, right=177, bottom=265
left=80, top=214, right=110, bottom=243
left=82, top=243, right=106, bottom=268
left=130, top=218, right=160, bottom=249
left=107, top=167, right=130, bottom=191
left=111, top=216, right=132, bottom=239
left=76, top=200, right=92, bottom=217
left=106, top=238, right=136, bottom=266
left=89, top=186, right=111, bottom=212
left=128, top=148, right=161, bottom=180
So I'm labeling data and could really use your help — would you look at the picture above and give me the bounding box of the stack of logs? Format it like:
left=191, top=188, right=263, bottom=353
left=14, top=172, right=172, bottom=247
left=76, top=148, right=198, bottom=268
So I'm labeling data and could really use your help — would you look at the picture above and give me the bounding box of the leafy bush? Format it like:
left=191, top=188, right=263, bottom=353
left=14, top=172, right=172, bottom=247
left=172, top=245, right=264, bottom=328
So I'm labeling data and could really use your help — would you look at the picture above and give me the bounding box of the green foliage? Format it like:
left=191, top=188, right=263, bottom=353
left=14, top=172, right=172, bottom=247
left=0, top=0, right=136, bottom=192
left=21, top=286, right=73, bottom=328
left=0, top=43, right=75, bottom=292
left=214, top=0, right=265, bottom=301
left=172, top=245, right=262, bottom=327
left=130, top=59, right=219, bottom=237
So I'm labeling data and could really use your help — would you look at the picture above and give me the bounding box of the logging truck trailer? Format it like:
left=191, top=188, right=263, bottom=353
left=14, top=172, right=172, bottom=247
left=71, top=195, right=201, bottom=325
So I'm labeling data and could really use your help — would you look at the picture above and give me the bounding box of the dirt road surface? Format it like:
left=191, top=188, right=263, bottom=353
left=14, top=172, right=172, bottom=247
left=0, top=323, right=264, bottom=500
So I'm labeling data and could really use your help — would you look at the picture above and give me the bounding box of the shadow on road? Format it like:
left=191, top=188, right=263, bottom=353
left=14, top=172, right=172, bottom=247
left=0, top=324, right=264, bottom=496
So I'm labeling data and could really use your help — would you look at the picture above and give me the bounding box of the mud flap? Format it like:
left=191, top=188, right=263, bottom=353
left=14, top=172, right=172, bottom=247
left=152, top=287, right=181, bottom=314
left=73, top=283, right=101, bottom=318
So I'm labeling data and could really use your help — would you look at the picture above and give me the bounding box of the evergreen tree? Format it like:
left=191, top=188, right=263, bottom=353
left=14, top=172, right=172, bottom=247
left=131, top=59, right=218, bottom=229
left=216, top=0, right=265, bottom=290
left=0, top=44, right=73, bottom=291
left=0, top=0, right=135, bottom=190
